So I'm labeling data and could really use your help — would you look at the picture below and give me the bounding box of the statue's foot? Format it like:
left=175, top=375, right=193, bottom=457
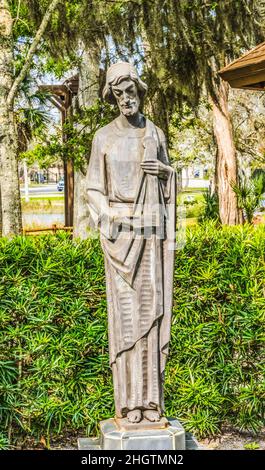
left=143, top=409, right=160, bottom=422
left=127, top=409, right=142, bottom=423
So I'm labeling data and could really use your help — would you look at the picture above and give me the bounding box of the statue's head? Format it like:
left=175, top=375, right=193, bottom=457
left=103, top=62, right=147, bottom=117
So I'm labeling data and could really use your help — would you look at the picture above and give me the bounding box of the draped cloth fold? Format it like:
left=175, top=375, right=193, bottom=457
left=86, top=118, right=176, bottom=417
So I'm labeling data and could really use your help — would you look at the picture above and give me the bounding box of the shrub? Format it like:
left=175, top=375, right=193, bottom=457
left=199, top=190, right=219, bottom=223
left=178, top=192, right=205, bottom=220
left=232, top=174, right=265, bottom=223
left=168, top=222, right=264, bottom=437
left=0, top=225, right=264, bottom=446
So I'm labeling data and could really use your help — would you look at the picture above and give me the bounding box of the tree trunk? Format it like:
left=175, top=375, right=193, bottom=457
left=62, top=105, right=74, bottom=228
left=209, top=148, right=218, bottom=196
left=142, top=31, right=170, bottom=139
left=0, top=1, right=22, bottom=237
left=211, top=79, right=243, bottom=225
left=177, top=168, right=183, bottom=192
left=73, top=48, right=99, bottom=239
left=184, top=167, right=189, bottom=189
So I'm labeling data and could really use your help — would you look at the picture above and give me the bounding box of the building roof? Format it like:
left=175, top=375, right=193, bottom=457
left=219, top=42, right=265, bottom=90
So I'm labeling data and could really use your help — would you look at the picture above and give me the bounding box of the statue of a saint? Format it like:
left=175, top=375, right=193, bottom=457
left=86, top=62, right=176, bottom=424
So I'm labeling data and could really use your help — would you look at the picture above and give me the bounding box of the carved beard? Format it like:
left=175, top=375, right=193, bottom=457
left=119, top=98, right=140, bottom=116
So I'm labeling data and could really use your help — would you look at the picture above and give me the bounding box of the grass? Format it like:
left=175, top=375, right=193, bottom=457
left=244, top=442, right=260, bottom=450
left=178, top=190, right=205, bottom=220
left=22, top=198, right=64, bottom=214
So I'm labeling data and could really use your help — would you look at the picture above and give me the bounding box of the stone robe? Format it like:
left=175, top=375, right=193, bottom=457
left=86, top=117, right=176, bottom=417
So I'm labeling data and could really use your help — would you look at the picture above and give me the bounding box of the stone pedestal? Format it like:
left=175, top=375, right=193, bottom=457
left=78, top=417, right=187, bottom=451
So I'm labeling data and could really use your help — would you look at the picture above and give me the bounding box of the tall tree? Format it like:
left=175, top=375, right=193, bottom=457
left=24, top=0, right=133, bottom=236
left=24, top=0, right=265, bottom=226
left=73, top=47, right=100, bottom=239
left=136, top=0, right=265, bottom=224
left=0, top=0, right=61, bottom=237
left=0, top=0, right=22, bottom=236
left=211, top=79, right=241, bottom=224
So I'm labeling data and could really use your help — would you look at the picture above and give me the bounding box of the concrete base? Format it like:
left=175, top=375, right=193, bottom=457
left=78, top=417, right=190, bottom=451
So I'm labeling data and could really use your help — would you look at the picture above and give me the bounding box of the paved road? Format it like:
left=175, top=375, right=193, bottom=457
left=20, top=184, right=63, bottom=197
left=182, top=178, right=210, bottom=189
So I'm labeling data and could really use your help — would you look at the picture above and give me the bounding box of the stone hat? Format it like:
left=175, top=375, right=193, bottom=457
left=103, top=61, right=147, bottom=104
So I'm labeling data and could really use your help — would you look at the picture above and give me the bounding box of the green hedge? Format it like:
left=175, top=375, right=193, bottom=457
left=0, top=223, right=264, bottom=447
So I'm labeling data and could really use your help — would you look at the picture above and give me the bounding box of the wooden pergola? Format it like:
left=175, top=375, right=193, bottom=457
left=219, top=41, right=265, bottom=90
left=39, top=74, right=79, bottom=227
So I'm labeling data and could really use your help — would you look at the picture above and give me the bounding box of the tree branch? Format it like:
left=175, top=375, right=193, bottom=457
left=7, top=0, right=61, bottom=107
left=14, top=0, right=21, bottom=26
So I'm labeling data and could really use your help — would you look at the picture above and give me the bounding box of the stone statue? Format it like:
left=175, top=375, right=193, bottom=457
left=86, top=62, right=176, bottom=425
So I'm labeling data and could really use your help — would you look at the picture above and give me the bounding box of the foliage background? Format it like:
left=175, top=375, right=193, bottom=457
left=0, top=223, right=264, bottom=448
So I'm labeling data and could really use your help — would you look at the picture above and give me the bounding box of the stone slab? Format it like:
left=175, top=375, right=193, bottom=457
left=185, top=432, right=203, bottom=450
left=78, top=437, right=101, bottom=450
left=78, top=428, right=203, bottom=451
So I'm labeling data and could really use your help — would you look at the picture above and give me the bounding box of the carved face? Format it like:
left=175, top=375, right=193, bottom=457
left=111, top=78, right=140, bottom=116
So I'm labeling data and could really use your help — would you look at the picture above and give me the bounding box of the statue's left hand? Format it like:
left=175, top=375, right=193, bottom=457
left=141, top=160, right=170, bottom=180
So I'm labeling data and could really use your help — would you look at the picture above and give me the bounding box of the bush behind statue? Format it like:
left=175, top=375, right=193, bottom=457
left=0, top=223, right=264, bottom=447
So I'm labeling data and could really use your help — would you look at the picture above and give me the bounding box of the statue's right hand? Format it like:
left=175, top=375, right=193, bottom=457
left=113, top=216, right=132, bottom=230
